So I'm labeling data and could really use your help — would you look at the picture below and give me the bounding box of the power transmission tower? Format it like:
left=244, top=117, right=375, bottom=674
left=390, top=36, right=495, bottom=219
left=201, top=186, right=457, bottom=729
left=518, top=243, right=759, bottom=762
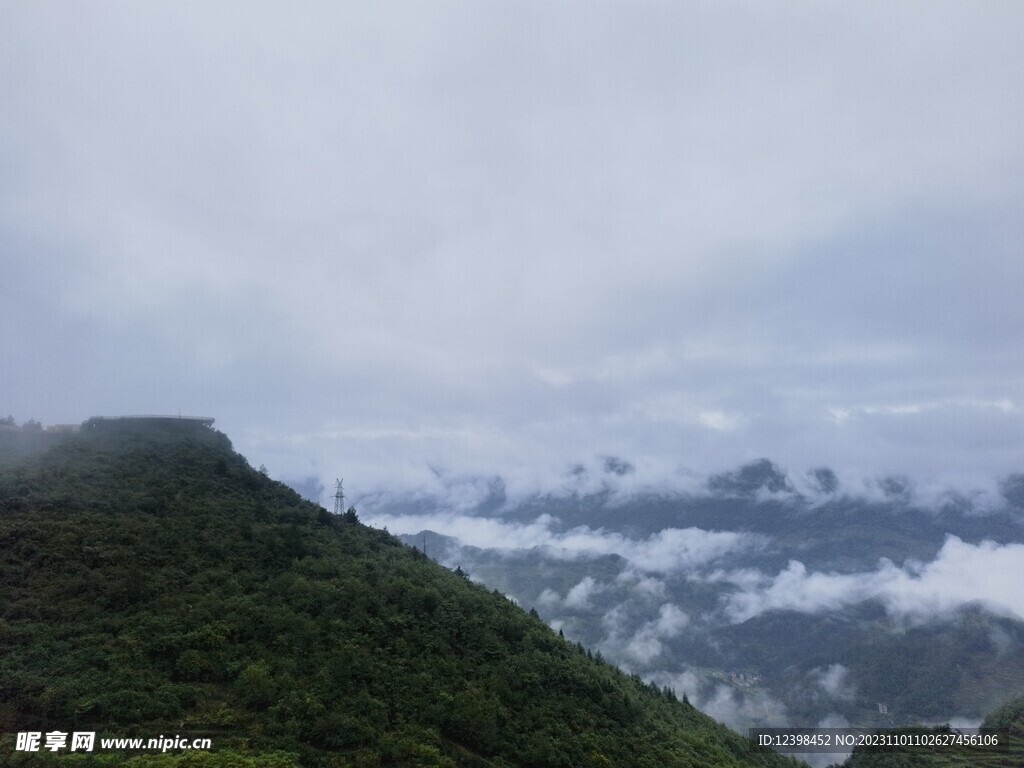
left=333, top=479, right=345, bottom=515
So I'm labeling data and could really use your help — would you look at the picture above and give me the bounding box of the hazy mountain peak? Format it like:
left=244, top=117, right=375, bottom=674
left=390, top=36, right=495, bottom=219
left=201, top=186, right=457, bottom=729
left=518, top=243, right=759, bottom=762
left=708, top=458, right=794, bottom=497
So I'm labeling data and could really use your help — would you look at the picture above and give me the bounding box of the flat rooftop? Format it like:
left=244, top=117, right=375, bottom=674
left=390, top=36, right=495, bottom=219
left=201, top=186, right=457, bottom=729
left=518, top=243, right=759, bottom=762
left=83, top=415, right=216, bottom=427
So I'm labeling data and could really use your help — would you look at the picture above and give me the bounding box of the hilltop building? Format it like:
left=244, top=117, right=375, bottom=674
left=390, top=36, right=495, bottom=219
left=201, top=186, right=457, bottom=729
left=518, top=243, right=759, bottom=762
left=46, top=424, right=81, bottom=434
left=82, top=415, right=215, bottom=432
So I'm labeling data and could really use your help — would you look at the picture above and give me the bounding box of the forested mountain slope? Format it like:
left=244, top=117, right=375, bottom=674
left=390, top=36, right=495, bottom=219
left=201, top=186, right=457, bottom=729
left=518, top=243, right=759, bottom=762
left=0, top=423, right=798, bottom=767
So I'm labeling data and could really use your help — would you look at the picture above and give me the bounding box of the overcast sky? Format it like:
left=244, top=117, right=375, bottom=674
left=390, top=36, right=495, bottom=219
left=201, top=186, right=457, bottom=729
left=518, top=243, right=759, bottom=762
left=3, top=1, right=1023, bottom=502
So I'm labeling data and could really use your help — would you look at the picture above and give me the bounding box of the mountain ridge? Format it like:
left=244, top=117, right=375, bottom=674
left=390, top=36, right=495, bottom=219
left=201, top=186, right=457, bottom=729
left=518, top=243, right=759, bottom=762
left=0, top=420, right=799, bottom=767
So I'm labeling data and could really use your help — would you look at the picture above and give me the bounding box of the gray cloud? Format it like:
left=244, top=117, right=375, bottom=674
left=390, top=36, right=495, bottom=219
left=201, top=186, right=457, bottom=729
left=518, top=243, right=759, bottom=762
left=715, top=536, right=1024, bottom=623
left=536, top=588, right=561, bottom=609
left=3, top=3, right=1023, bottom=498
left=812, top=664, right=855, bottom=702
left=621, top=603, right=689, bottom=665
left=563, top=576, right=602, bottom=610
left=365, top=509, right=763, bottom=572
left=615, top=569, right=667, bottom=600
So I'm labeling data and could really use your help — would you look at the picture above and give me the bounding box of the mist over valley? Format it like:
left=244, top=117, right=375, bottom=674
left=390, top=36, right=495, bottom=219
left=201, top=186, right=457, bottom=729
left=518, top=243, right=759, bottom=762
left=361, top=458, right=1024, bottom=734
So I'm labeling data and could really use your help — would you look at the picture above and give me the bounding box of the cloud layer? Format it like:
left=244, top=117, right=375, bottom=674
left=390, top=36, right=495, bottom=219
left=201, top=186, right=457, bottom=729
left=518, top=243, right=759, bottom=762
left=717, top=536, right=1024, bottom=623
left=3, top=3, right=1023, bottom=497
left=369, top=509, right=762, bottom=572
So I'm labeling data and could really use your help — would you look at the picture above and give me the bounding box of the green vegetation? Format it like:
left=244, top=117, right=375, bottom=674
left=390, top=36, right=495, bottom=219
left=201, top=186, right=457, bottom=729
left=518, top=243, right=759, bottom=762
left=0, top=422, right=799, bottom=767
left=983, top=692, right=1024, bottom=732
